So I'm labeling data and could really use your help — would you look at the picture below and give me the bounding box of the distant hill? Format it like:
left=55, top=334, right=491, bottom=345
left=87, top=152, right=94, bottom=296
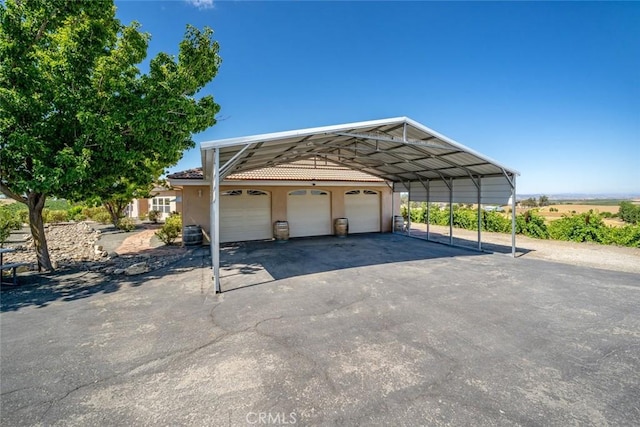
left=518, top=193, right=640, bottom=201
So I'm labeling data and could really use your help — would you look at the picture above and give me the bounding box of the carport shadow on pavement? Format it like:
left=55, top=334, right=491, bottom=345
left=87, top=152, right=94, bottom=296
left=0, top=247, right=211, bottom=312
left=219, top=232, right=492, bottom=292
left=406, top=227, right=534, bottom=257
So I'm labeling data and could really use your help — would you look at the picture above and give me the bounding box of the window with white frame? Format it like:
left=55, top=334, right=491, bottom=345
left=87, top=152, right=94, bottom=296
left=151, top=197, right=171, bottom=214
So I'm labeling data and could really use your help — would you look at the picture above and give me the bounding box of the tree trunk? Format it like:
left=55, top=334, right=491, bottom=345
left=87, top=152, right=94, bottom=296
left=27, top=192, right=53, bottom=271
left=103, top=200, right=128, bottom=228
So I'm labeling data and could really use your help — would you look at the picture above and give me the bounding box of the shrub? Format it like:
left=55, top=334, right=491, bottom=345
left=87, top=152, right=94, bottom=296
left=92, top=210, right=112, bottom=225
left=81, top=206, right=111, bottom=223
left=148, top=210, right=160, bottom=223
left=427, top=204, right=450, bottom=226
left=453, top=206, right=477, bottom=230
left=619, top=201, right=640, bottom=225
left=67, top=205, right=86, bottom=221
left=516, top=210, right=549, bottom=239
left=483, top=211, right=512, bottom=233
left=43, top=209, right=69, bottom=223
left=138, top=212, right=148, bottom=221
left=547, top=211, right=604, bottom=243
left=155, top=213, right=182, bottom=245
left=18, top=210, right=29, bottom=225
left=44, top=199, right=70, bottom=211
left=0, top=208, right=22, bottom=245
left=599, top=225, right=640, bottom=248
left=117, top=217, right=136, bottom=232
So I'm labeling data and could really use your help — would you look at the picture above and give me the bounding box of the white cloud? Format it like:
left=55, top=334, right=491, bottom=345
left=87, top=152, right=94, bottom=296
left=185, top=0, right=215, bottom=10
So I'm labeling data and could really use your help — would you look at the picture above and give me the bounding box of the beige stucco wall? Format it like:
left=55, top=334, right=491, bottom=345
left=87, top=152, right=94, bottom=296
left=177, top=183, right=400, bottom=242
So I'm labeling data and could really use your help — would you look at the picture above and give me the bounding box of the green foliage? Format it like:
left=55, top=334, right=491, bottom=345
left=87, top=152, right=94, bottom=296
left=42, top=209, right=69, bottom=223
left=155, top=213, right=181, bottom=245
left=482, top=210, right=512, bottom=233
left=548, top=211, right=605, bottom=242
left=0, top=208, right=22, bottom=244
left=538, top=195, right=549, bottom=206
left=81, top=206, right=104, bottom=220
left=0, top=0, right=221, bottom=269
left=618, top=202, right=640, bottom=225
left=148, top=210, right=160, bottom=223
left=0, top=202, right=27, bottom=215
left=516, top=210, right=549, bottom=239
left=81, top=206, right=111, bottom=224
left=427, top=204, right=450, bottom=226
left=520, top=198, right=538, bottom=208
left=117, top=217, right=136, bottom=232
left=549, top=207, right=558, bottom=212
left=67, top=205, right=87, bottom=221
left=400, top=203, right=640, bottom=248
left=453, top=206, right=478, bottom=230
left=17, top=210, right=29, bottom=225
left=599, top=225, right=640, bottom=248
left=93, top=211, right=112, bottom=225
left=44, top=199, right=71, bottom=211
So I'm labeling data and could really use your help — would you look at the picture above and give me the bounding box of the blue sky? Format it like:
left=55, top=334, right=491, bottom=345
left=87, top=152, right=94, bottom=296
left=115, top=1, right=639, bottom=195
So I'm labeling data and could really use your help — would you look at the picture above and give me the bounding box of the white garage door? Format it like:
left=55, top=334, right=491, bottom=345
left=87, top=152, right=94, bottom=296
left=345, top=189, right=381, bottom=233
left=220, top=189, right=271, bottom=243
left=287, top=189, right=331, bottom=238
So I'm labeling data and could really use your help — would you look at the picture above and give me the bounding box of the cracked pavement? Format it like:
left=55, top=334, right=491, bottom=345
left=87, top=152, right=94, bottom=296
left=1, top=234, right=640, bottom=426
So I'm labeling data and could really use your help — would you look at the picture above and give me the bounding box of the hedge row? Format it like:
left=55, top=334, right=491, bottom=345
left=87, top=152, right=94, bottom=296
left=401, top=204, right=640, bottom=248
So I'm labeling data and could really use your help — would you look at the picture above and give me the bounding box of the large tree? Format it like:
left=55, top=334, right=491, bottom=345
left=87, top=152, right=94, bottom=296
left=0, top=0, right=221, bottom=270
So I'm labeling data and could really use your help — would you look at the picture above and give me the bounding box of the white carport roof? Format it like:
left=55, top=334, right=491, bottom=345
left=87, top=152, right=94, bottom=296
left=200, top=117, right=520, bottom=293
left=201, top=116, right=519, bottom=184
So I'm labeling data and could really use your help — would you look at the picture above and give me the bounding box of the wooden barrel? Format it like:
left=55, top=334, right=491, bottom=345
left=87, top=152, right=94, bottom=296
left=183, top=225, right=203, bottom=246
left=393, top=215, right=405, bottom=233
left=273, top=220, right=289, bottom=242
left=334, top=218, right=348, bottom=237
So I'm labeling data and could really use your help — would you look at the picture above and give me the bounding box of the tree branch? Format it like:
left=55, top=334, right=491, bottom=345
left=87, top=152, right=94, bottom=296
left=0, top=181, right=27, bottom=204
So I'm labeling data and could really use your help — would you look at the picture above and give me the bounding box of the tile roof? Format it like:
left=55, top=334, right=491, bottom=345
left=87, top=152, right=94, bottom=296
left=168, top=159, right=385, bottom=182
left=167, top=168, right=204, bottom=180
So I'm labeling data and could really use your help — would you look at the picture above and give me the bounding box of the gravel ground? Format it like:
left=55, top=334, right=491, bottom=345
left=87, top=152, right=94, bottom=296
left=409, top=223, right=640, bottom=274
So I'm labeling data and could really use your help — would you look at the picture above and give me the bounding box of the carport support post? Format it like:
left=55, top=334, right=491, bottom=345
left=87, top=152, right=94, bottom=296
left=426, top=180, right=430, bottom=240
left=211, top=147, right=221, bottom=293
left=391, top=187, right=395, bottom=232
left=511, top=175, right=517, bottom=258
left=477, top=177, right=482, bottom=251
left=406, top=182, right=411, bottom=235
left=449, top=178, right=453, bottom=246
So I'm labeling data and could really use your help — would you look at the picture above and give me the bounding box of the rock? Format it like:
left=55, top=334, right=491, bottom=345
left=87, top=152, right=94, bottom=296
left=108, top=252, right=119, bottom=259
left=124, top=262, right=148, bottom=276
left=113, top=268, right=125, bottom=275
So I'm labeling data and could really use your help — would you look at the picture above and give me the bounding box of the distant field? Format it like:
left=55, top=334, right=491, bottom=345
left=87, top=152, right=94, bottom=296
left=514, top=202, right=628, bottom=227
left=549, top=199, right=638, bottom=206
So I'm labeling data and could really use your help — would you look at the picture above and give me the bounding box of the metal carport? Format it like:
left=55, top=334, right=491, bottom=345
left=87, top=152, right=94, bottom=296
left=200, top=117, right=519, bottom=293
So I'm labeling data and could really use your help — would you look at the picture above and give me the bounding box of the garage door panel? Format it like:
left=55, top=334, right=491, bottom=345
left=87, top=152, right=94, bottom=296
left=288, top=190, right=331, bottom=238
left=345, top=189, right=380, bottom=233
left=220, top=190, right=271, bottom=243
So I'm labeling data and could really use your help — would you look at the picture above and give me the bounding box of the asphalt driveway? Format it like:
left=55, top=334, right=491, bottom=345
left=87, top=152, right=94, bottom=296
left=1, top=234, right=639, bottom=426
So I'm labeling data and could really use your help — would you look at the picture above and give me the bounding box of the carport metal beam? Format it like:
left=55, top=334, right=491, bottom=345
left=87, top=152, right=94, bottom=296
left=198, top=117, right=520, bottom=292
left=211, top=148, right=221, bottom=293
